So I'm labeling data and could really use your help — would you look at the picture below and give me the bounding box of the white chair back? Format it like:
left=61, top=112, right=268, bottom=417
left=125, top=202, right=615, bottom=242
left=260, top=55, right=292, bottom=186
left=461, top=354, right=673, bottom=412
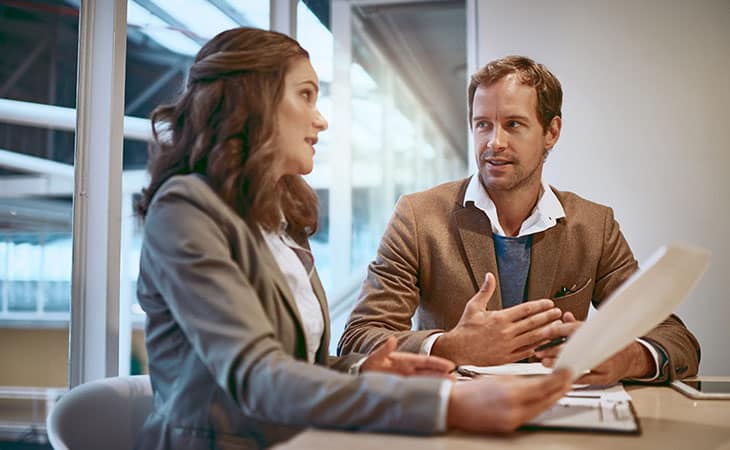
left=46, top=375, right=152, bottom=450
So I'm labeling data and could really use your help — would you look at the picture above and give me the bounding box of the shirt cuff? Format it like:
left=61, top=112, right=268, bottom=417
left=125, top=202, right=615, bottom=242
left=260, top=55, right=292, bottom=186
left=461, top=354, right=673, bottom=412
left=347, top=356, right=369, bottom=375
left=421, top=332, right=444, bottom=355
left=630, top=338, right=665, bottom=381
left=435, top=379, right=454, bottom=432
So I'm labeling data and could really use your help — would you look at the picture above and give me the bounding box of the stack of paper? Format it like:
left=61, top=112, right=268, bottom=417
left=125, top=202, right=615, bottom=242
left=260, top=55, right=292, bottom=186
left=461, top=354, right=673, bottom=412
left=526, top=384, right=638, bottom=433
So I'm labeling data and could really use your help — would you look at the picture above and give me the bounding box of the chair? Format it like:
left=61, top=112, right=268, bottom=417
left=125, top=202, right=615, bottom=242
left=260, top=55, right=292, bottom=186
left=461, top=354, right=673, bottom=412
left=46, top=375, right=153, bottom=450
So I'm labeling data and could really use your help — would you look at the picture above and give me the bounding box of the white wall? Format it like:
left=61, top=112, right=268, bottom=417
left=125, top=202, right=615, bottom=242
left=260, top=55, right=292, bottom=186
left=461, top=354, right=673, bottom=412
left=477, top=0, right=730, bottom=375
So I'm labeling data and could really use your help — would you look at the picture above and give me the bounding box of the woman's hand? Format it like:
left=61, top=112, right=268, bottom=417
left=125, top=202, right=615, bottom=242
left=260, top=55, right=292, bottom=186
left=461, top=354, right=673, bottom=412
left=360, top=336, right=456, bottom=378
left=447, top=369, right=572, bottom=433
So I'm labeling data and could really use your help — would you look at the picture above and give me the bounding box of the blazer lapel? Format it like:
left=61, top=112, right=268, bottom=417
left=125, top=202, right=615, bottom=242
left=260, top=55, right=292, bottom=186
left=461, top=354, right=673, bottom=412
left=526, top=219, right=566, bottom=300
left=453, top=204, right=502, bottom=310
left=290, top=232, right=331, bottom=364
left=309, top=270, right=331, bottom=364
left=255, top=235, right=307, bottom=336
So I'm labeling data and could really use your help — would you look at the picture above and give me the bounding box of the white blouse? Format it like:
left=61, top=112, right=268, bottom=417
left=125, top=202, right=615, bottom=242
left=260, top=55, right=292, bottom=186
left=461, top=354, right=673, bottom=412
left=261, top=228, right=324, bottom=363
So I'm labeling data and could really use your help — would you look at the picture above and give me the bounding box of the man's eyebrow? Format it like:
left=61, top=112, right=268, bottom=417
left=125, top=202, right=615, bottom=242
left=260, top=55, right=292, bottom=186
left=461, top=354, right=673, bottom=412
left=504, top=114, right=530, bottom=121
left=296, top=80, right=319, bottom=93
left=472, top=114, right=531, bottom=122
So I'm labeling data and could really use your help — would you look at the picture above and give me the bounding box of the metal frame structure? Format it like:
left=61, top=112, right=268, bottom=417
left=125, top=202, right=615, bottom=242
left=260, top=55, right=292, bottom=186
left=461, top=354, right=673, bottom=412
left=70, top=0, right=128, bottom=386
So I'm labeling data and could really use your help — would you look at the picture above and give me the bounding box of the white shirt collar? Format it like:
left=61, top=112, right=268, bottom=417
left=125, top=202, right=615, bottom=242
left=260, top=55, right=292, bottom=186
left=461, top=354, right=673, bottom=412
left=463, top=173, right=566, bottom=237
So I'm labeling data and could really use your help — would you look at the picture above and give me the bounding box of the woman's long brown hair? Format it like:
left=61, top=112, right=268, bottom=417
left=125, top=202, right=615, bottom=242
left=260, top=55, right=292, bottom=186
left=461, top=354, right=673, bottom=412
left=135, top=27, right=319, bottom=236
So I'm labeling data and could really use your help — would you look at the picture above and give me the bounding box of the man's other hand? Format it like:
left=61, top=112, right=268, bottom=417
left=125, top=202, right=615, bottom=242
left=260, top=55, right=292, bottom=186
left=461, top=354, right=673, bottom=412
left=539, top=312, right=655, bottom=384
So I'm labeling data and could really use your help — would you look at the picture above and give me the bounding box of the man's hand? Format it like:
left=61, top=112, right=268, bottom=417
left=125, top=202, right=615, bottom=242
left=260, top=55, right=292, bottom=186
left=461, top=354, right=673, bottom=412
left=538, top=312, right=655, bottom=385
left=360, top=336, right=456, bottom=377
left=447, top=369, right=572, bottom=433
left=431, top=273, right=564, bottom=366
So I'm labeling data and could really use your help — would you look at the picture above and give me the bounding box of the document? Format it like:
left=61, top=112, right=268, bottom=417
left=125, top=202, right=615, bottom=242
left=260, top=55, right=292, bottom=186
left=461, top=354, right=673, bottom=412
left=525, top=383, right=640, bottom=434
left=458, top=244, right=709, bottom=434
left=456, top=363, right=640, bottom=433
left=554, top=244, right=710, bottom=380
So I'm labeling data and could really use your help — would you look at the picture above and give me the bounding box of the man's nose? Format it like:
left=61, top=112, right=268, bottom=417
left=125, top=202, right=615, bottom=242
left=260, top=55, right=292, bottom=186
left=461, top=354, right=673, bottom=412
left=488, top=126, right=506, bottom=151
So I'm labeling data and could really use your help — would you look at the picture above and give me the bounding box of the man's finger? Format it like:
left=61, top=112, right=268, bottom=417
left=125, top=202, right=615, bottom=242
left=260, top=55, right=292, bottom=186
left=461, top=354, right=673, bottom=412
left=535, top=345, right=563, bottom=360
left=465, top=272, right=496, bottom=311
left=511, top=308, right=563, bottom=336
left=512, top=320, right=563, bottom=350
left=541, top=357, right=556, bottom=367
left=501, top=298, right=555, bottom=322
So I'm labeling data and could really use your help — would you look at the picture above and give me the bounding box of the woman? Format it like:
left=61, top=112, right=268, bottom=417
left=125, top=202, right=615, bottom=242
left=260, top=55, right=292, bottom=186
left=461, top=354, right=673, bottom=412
left=134, top=27, right=570, bottom=449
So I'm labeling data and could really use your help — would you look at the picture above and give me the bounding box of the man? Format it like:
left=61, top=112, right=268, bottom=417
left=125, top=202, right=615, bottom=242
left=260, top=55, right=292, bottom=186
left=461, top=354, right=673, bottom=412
left=338, top=55, right=700, bottom=384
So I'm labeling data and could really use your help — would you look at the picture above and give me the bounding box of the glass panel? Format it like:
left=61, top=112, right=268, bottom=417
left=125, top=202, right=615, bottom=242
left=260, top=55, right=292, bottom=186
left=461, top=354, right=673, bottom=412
left=299, top=1, right=468, bottom=352
left=0, top=0, right=78, bottom=442
left=121, top=1, right=271, bottom=376
left=347, top=1, right=468, bottom=272
left=298, top=1, right=334, bottom=292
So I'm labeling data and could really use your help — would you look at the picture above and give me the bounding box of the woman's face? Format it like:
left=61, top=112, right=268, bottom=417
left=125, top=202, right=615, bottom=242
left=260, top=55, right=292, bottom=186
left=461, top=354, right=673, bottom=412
left=275, top=57, right=328, bottom=177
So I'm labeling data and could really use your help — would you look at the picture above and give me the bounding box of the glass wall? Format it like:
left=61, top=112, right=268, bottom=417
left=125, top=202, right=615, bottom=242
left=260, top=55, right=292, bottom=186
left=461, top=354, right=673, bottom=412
left=121, top=1, right=271, bottom=376
left=0, top=0, right=78, bottom=442
left=298, top=1, right=468, bottom=350
left=0, top=0, right=468, bottom=443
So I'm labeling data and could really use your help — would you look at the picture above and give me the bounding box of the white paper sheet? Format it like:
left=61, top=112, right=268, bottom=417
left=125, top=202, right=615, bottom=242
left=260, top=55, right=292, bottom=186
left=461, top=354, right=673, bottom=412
left=458, top=362, right=552, bottom=376
left=527, top=384, right=637, bottom=432
left=553, top=244, right=710, bottom=380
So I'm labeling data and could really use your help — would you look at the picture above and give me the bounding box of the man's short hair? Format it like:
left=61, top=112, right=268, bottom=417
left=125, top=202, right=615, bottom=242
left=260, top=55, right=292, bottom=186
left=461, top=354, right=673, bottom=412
left=468, top=55, right=562, bottom=132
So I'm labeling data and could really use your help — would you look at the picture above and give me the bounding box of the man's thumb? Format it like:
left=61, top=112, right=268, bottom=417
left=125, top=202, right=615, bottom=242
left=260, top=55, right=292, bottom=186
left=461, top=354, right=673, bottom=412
left=468, top=272, right=496, bottom=310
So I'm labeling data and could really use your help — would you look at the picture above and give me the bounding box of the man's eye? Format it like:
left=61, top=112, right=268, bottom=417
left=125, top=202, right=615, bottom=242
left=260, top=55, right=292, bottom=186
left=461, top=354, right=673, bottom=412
left=301, top=91, right=311, bottom=100
left=476, top=121, right=488, bottom=129
left=508, top=120, right=520, bottom=128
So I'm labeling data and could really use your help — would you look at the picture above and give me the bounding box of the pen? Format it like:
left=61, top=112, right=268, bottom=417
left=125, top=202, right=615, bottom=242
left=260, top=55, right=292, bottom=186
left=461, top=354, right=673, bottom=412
left=535, top=336, right=567, bottom=352
left=449, top=366, right=480, bottom=378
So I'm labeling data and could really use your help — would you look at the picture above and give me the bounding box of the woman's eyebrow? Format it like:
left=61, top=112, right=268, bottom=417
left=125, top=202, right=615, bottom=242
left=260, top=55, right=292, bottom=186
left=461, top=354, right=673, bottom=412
left=296, top=79, right=319, bottom=93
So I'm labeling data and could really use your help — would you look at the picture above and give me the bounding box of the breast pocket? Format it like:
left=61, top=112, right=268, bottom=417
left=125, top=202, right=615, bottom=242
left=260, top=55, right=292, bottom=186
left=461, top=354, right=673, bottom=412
left=552, top=278, right=593, bottom=320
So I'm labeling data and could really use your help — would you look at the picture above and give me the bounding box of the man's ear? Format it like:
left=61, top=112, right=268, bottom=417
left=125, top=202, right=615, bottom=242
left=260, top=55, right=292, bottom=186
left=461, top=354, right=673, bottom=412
left=544, top=116, right=562, bottom=150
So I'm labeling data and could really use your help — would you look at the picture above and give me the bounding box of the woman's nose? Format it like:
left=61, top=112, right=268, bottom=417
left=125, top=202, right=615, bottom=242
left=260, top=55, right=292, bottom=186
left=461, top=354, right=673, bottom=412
left=314, top=110, right=328, bottom=131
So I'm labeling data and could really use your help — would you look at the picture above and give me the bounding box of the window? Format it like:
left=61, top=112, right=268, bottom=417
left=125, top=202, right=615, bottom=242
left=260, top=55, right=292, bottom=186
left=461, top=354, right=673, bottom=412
left=298, top=1, right=468, bottom=351
left=0, top=0, right=78, bottom=442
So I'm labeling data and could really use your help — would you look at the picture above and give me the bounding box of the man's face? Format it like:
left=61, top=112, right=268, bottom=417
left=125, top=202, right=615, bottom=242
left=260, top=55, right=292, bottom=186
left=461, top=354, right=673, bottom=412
left=471, top=74, right=560, bottom=196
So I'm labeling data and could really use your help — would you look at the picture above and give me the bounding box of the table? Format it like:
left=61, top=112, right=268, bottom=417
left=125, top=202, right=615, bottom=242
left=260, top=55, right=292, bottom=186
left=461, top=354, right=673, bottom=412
left=273, top=377, right=730, bottom=450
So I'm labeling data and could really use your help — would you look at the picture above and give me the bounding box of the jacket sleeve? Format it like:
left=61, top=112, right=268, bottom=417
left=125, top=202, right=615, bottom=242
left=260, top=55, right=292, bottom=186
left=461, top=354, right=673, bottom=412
left=142, top=190, right=444, bottom=433
left=594, top=208, right=700, bottom=382
left=338, top=195, right=442, bottom=356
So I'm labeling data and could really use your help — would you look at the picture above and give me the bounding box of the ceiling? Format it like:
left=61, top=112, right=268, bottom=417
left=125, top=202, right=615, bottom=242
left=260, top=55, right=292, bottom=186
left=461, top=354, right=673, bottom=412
left=0, top=0, right=467, bottom=234
left=353, top=1, right=467, bottom=158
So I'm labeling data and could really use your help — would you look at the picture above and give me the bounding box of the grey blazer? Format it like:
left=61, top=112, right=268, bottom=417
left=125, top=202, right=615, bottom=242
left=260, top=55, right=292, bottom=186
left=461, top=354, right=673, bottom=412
left=135, top=174, right=444, bottom=450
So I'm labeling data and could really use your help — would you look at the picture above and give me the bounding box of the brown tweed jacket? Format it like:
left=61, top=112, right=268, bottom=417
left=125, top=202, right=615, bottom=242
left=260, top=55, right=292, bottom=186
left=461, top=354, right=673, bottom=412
left=338, top=177, right=700, bottom=382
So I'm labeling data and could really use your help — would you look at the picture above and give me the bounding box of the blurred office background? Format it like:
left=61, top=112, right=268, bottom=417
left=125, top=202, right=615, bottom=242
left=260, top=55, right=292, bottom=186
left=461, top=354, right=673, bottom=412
left=0, top=0, right=728, bottom=445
